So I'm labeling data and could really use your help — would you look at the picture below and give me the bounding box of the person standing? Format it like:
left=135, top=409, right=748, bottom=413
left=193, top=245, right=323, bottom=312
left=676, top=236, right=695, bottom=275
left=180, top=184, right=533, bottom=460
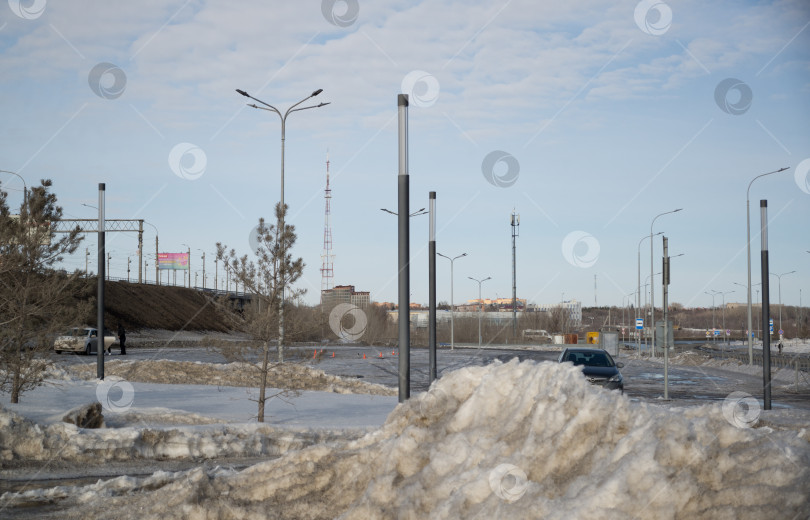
left=118, top=324, right=127, bottom=355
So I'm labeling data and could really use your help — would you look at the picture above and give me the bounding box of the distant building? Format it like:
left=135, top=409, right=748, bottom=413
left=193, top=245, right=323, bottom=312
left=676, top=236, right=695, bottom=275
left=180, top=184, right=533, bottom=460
left=526, top=300, right=582, bottom=325
left=321, top=284, right=370, bottom=308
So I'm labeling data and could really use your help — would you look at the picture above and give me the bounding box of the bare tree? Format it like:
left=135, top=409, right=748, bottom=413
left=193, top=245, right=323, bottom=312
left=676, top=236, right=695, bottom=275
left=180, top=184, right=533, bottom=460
left=0, top=180, right=90, bottom=403
left=214, top=203, right=305, bottom=422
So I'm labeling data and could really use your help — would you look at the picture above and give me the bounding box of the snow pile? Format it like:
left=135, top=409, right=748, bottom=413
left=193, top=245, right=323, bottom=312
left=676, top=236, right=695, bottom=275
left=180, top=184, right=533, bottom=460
left=10, top=359, right=808, bottom=519
left=66, top=359, right=396, bottom=396
left=0, top=405, right=358, bottom=464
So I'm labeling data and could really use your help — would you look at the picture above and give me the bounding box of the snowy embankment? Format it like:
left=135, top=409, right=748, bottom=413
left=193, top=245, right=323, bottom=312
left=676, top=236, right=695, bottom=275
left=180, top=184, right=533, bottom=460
left=4, top=359, right=808, bottom=519
left=65, top=359, right=397, bottom=396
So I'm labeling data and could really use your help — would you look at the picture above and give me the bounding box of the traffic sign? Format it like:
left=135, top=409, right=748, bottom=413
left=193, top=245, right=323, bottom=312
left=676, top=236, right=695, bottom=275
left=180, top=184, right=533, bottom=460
left=635, top=318, right=643, bottom=330
left=769, top=319, right=774, bottom=333
left=713, top=329, right=720, bottom=336
left=726, top=329, right=731, bottom=336
left=779, top=329, right=784, bottom=335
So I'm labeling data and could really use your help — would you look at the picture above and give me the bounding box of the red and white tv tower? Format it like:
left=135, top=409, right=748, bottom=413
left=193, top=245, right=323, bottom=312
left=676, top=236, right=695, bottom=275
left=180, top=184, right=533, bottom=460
left=320, top=153, right=335, bottom=302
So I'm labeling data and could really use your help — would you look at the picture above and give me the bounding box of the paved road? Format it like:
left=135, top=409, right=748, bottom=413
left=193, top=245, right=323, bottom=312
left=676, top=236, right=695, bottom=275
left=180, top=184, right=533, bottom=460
left=49, top=341, right=809, bottom=409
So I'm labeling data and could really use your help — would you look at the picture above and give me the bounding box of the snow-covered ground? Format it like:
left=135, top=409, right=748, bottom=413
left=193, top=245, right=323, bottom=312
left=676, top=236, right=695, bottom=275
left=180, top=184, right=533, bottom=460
left=1, top=354, right=809, bottom=519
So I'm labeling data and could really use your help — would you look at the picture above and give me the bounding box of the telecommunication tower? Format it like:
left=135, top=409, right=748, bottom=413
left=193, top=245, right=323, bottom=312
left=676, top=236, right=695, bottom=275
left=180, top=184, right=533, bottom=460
left=320, top=153, right=335, bottom=301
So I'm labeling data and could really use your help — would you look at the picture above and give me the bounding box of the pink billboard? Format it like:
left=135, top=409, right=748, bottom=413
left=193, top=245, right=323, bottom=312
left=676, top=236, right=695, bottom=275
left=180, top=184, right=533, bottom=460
left=158, top=252, right=189, bottom=270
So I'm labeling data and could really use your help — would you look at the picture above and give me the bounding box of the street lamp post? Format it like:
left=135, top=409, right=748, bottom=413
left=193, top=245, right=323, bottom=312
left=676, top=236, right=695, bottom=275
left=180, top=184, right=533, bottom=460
left=705, top=291, right=718, bottom=342
left=638, top=231, right=662, bottom=354
left=144, top=222, right=159, bottom=286
left=770, top=271, right=796, bottom=337
left=468, top=276, right=491, bottom=347
left=746, top=168, right=788, bottom=363
left=717, top=290, right=734, bottom=348
left=437, top=252, right=467, bottom=350
left=236, top=88, right=329, bottom=364
left=650, top=209, right=681, bottom=357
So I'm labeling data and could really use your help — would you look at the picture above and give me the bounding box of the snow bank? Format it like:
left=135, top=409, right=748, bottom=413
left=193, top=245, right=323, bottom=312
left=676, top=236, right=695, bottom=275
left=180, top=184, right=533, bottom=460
left=8, top=360, right=808, bottom=519
left=66, top=359, right=396, bottom=396
left=0, top=404, right=359, bottom=464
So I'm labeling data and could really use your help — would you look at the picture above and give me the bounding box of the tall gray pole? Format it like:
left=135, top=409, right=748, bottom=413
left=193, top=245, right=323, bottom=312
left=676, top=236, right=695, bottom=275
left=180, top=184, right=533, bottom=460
left=760, top=200, right=771, bottom=410
left=650, top=209, right=681, bottom=357
left=469, top=276, right=490, bottom=347
left=429, top=192, right=437, bottom=383
left=662, top=235, right=669, bottom=400
left=511, top=211, right=519, bottom=337
left=746, top=168, right=788, bottom=364
left=397, top=94, right=411, bottom=402
left=137, top=220, right=143, bottom=283
left=97, top=183, right=105, bottom=379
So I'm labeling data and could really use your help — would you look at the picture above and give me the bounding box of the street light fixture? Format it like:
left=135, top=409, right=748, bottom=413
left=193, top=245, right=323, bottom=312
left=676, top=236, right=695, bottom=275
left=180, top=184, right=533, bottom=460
left=770, top=270, right=796, bottom=337
left=381, top=207, right=427, bottom=217
left=650, top=208, right=681, bottom=357
left=0, top=170, right=27, bottom=220
left=745, top=167, right=789, bottom=363
left=235, top=87, right=329, bottom=363
left=468, top=276, right=491, bottom=347
left=437, top=252, right=467, bottom=350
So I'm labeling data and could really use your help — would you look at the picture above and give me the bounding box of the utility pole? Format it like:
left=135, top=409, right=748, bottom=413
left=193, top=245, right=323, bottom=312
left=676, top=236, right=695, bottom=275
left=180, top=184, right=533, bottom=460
left=127, top=257, right=131, bottom=283
left=96, top=183, right=106, bottom=380
left=429, top=191, right=437, bottom=383
left=760, top=200, right=772, bottom=410
left=662, top=236, right=670, bottom=400
left=201, top=251, right=206, bottom=289
left=511, top=210, right=519, bottom=338
left=85, top=247, right=89, bottom=277
left=107, top=252, right=111, bottom=280
left=397, top=93, right=411, bottom=402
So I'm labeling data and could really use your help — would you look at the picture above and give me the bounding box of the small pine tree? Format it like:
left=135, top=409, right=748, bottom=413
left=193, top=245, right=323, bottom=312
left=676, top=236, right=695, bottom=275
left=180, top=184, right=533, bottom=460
left=0, top=180, right=90, bottom=403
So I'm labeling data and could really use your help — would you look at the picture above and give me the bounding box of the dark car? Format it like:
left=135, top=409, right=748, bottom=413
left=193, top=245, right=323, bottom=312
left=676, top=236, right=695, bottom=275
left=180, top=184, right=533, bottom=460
left=558, top=347, right=624, bottom=393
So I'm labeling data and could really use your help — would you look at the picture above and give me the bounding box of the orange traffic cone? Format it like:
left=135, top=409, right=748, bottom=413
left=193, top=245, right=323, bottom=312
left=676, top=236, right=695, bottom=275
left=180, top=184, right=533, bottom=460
left=363, top=353, right=366, bottom=359
left=331, top=352, right=335, bottom=358
left=378, top=352, right=383, bottom=358
left=313, top=350, right=317, bottom=359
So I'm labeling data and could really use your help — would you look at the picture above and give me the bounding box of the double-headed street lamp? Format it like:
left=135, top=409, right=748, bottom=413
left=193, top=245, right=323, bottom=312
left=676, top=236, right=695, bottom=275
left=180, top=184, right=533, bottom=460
left=745, top=168, right=789, bottom=363
left=437, top=252, right=467, bottom=350
left=650, top=208, right=681, bottom=357
left=468, top=276, right=491, bottom=347
left=235, top=88, right=329, bottom=363
left=770, top=270, right=796, bottom=336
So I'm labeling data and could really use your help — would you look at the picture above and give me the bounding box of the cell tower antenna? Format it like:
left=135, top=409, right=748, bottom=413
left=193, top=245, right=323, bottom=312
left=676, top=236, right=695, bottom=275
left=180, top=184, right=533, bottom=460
left=320, top=151, right=335, bottom=302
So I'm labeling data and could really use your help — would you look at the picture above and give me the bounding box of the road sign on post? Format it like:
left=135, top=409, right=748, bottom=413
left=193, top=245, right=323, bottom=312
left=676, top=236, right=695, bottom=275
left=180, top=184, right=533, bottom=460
left=769, top=319, right=774, bottom=334
left=635, top=318, right=643, bottom=330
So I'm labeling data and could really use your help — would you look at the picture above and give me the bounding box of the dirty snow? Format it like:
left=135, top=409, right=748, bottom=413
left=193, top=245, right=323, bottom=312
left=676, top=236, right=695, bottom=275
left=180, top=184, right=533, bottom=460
left=63, top=359, right=396, bottom=396
left=3, top=360, right=808, bottom=519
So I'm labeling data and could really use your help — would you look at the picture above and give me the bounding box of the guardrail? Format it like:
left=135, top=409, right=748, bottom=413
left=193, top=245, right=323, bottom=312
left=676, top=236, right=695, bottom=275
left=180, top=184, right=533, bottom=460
left=695, top=345, right=810, bottom=372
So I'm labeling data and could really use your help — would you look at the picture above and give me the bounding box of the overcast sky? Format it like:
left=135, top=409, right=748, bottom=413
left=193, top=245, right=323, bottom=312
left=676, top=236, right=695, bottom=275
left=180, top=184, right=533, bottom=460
left=1, top=0, right=808, bottom=312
